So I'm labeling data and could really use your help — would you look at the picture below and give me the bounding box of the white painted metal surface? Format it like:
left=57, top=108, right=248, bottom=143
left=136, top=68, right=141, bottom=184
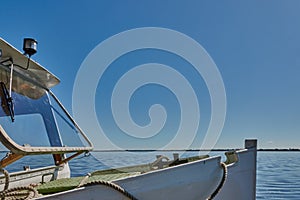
left=39, top=156, right=223, bottom=200
left=0, top=163, right=70, bottom=191
left=214, top=140, right=257, bottom=200
left=39, top=140, right=257, bottom=200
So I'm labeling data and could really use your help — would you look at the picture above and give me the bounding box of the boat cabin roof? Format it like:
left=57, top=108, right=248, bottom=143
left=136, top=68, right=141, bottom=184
left=0, top=38, right=60, bottom=99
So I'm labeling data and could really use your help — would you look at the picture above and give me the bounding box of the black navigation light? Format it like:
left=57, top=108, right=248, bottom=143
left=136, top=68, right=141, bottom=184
left=23, top=38, right=37, bottom=57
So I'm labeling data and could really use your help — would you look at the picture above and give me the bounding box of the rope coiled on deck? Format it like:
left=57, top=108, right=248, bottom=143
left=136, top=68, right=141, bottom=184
left=0, top=186, right=38, bottom=200
left=0, top=168, right=39, bottom=200
left=0, top=168, right=9, bottom=191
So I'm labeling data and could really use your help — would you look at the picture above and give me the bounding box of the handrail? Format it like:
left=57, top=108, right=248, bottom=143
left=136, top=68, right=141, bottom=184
left=0, top=125, right=92, bottom=155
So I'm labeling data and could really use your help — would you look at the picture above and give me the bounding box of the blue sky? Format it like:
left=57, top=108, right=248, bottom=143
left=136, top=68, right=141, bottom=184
left=1, top=1, right=300, bottom=149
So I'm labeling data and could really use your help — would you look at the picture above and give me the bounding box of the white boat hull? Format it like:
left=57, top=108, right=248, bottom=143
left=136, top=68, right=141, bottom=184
left=39, top=140, right=257, bottom=200
left=0, top=163, right=70, bottom=191
left=214, top=140, right=257, bottom=200
left=39, top=157, right=223, bottom=200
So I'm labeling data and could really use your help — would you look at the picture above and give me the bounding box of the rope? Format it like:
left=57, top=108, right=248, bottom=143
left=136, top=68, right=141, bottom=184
left=0, top=168, right=9, bottom=191
left=0, top=186, right=38, bottom=200
left=0, top=168, right=39, bottom=200
left=79, top=163, right=227, bottom=200
left=81, top=180, right=138, bottom=200
left=207, top=162, right=227, bottom=200
left=0, top=161, right=227, bottom=200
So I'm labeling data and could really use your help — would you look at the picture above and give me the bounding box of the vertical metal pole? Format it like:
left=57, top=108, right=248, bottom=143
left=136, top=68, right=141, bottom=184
left=9, top=62, right=14, bottom=97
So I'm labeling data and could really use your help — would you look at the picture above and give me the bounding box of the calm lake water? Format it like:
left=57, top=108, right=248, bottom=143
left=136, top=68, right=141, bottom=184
left=2, top=151, right=300, bottom=199
left=256, top=152, right=300, bottom=199
left=72, top=151, right=300, bottom=199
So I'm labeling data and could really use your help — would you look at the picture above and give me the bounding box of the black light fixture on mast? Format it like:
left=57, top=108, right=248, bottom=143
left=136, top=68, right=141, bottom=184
left=23, top=38, right=37, bottom=57
left=23, top=38, right=37, bottom=69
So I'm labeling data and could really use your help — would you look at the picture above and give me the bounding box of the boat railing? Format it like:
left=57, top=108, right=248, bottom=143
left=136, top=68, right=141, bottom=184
left=0, top=125, right=92, bottom=168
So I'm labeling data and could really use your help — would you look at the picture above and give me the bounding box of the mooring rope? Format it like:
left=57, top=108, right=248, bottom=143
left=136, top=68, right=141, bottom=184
left=207, top=162, right=228, bottom=200
left=0, top=168, right=9, bottom=191
left=0, top=168, right=39, bottom=200
left=81, top=180, right=138, bottom=200
left=0, top=186, right=38, bottom=200
left=80, top=162, right=227, bottom=200
left=0, top=161, right=227, bottom=199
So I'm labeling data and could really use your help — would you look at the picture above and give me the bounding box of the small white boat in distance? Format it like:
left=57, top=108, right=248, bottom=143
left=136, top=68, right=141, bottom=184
left=0, top=37, right=257, bottom=200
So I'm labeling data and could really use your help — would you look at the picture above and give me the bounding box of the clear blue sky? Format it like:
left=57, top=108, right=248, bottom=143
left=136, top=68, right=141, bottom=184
left=1, top=1, right=300, bottom=149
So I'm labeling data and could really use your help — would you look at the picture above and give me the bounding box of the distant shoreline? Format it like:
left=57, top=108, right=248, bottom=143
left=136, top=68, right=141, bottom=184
left=257, top=148, right=300, bottom=152
left=1, top=149, right=299, bottom=153
left=91, top=148, right=300, bottom=152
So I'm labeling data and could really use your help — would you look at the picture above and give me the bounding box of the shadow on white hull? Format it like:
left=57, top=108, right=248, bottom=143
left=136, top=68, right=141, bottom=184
left=38, top=140, right=257, bottom=200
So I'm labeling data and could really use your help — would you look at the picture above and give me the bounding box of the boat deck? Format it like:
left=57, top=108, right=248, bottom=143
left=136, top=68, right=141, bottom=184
left=37, top=172, right=141, bottom=194
left=37, top=155, right=209, bottom=195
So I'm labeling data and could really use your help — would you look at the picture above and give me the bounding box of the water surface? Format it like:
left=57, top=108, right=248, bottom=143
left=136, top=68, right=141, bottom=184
left=2, top=151, right=300, bottom=199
